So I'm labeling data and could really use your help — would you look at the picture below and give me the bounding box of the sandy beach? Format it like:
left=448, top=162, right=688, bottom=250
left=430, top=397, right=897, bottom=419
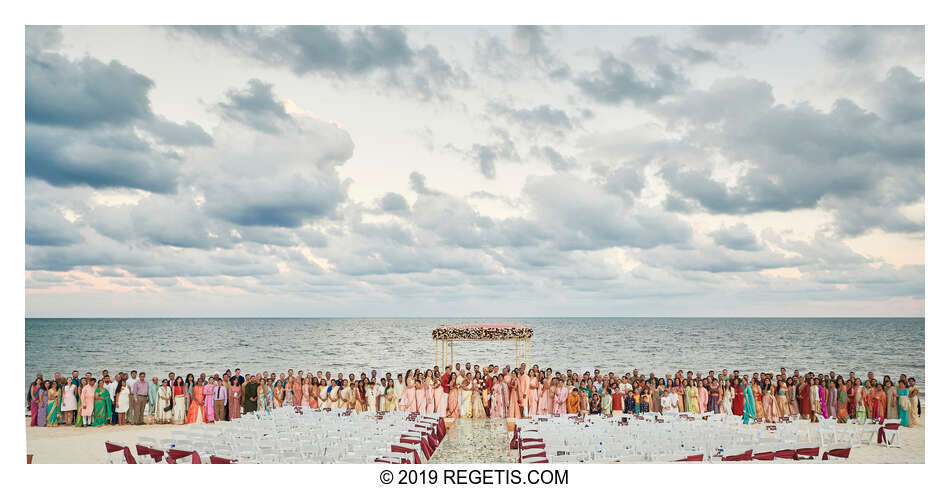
left=26, top=413, right=924, bottom=464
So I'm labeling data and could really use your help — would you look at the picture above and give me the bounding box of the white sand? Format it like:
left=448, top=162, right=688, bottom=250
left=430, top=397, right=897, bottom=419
left=26, top=414, right=924, bottom=464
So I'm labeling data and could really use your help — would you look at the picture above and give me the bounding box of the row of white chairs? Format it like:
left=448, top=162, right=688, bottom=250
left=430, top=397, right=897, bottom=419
left=511, top=412, right=891, bottom=462
left=131, top=406, right=444, bottom=463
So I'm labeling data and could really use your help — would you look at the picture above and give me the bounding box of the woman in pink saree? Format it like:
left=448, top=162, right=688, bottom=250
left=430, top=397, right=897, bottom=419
left=446, top=373, right=459, bottom=418
left=491, top=375, right=507, bottom=418
left=413, top=379, right=427, bottom=413
left=398, top=377, right=412, bottom=411
left=292, top=379, right=303, bottom=407
left=203, top=382, right=215, bottom=422
left=543, top=377, right=555, bottom=414
left=424, top=371, right=436, bottom=414
left=698, top=381, right=708, bottom=414
left=553, top=380, right=568, bottom=415
left=537, top=378, right=549, bottom=415
left=432, top=374, right=445, bottom=415
left=527, top=371, right=539, bottom=415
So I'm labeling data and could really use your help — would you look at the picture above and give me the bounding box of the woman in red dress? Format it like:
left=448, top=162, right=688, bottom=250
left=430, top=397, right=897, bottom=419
left=731, top=379, right=744, bottom=416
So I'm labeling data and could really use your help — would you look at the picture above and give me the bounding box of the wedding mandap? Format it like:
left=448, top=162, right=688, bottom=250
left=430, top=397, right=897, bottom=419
left=432, top=324, right=534, bottom=367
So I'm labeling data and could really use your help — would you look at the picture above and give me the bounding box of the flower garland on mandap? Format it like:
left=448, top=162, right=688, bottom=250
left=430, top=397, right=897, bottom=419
left=432, top=325, right=534, bottom=341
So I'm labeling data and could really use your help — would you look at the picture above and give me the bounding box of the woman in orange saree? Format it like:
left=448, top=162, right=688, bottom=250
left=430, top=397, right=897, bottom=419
left=309, top=379, right=321, bottom=409
left=836, top=379, right=849, bottom=422
left=508, top=374, right=520, bottom=419
left=292, top=378, right=303, bottom=407
left=870, top=384, right=886, bottom=421
left=186, top=381, right=204, bottom=424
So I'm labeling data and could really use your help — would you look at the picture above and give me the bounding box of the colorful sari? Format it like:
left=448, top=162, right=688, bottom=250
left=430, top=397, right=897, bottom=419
left=91, top=387, right=113, bottom=426
left=204, top=384, right=215, bottom=422
left=74, top=393, right=84, bottom=427
left=28, top=384, right=39, bottom=426
left=818, top=385, right=827, bottom=418
left=897, top=388, right=910, bottom=426
left=836, top=388, right=849, bottom=422
left=187, top=386, right=204, bottom=424
left=854, top=385, right=867, bottom=423
left=46, top=389, right=62, bottom=426
left=742, top=384, right=756, bottom=424
left=36, top=389, right=48, bottom=426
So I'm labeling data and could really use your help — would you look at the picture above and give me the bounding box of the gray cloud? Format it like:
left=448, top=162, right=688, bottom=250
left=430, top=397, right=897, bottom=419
left=25, top=28, right=211, bottom=192
left=638, top=244, right=800, bottom=273
left=624, top=36, right=720, bottom=66
left=378, top=192, right=411, bottom=216
left=447, top=127, right=520, bottom=179
left=575, top=55, right=686, bottom=105
left=694, top=26, right=774, bottom=45
left=174, top=26, right=468, bottom=100
left=523, top=174, right=692, bottom=251
left=26, top=50, right=153, bottom=128
left=529, top=145, right=577, bottom=172
left=216, top=79, right=293, bottom=133
left=655, top=69, right=924, bottom=236
left=26, top=200, right=84, bottom=246
left=513, top=26, right=572, bottom=80
left=709, top=223, right=762, bottom=251
left=190, top=107, right=355, bottom=228
left=488, top=101, right=573, bottom=136
left=822, top=26, right=923, bottom=65
left=26, top=125, right=182, bottom=193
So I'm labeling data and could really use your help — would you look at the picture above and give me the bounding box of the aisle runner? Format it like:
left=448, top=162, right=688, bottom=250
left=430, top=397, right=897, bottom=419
left=427, top=419, right=515, bottom=463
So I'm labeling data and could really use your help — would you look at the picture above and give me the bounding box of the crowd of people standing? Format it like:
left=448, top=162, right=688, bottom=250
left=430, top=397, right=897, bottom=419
left=26, top=364, right=922, bottom=428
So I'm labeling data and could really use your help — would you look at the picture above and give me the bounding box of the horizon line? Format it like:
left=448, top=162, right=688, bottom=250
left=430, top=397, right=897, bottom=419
left=25, top=315, right=925, bottom=320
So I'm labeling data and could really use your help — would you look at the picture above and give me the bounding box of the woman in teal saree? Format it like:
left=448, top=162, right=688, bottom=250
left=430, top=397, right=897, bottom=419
left=742, top=381, right=756, bottom=424
left=91, top=380, right=113, bottom=427
left=46, top=381, right=62, bottom=426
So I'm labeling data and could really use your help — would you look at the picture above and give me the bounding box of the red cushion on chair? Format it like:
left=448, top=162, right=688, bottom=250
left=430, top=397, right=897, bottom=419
left=722, top=450, right=753, bottom=461
left=391, top=444, right=421, bottom=464
left=136, top=445, right=151, bottom=457
left=773, top=448, right=798, bottom=460
left=676, top=454, right=704, bottom=462
left=148, top=448, right=165, bottom=463
left=753, top=451, right=774, bottom=461
left=510, top=429, right=520, bottom=449
left=822, top=447, right=851, bottom=460
left=104, top=442, right=124, bottom=453
left=797, top=446, right=820, bottom=458
left=210, top=456, right=233, bottom=464
left=122, top=447, right=138, bottom=464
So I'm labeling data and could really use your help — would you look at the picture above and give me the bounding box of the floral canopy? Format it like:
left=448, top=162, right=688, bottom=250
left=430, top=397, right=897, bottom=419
left=431, top=324, right=534, bottom=341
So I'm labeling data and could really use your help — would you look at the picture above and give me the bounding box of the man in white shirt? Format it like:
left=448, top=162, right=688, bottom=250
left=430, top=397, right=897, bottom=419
left=103, top=375, right=117, bottom=400
left=128, top=370, right=138, bottom=392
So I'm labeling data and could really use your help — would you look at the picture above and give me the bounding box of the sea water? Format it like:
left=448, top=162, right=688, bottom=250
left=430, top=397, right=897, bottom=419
left=25, top=317, right=924, bottom=392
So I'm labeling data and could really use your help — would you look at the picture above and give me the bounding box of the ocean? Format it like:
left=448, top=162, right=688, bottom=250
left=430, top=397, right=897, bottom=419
left=25, top=317, right=925, bottom=391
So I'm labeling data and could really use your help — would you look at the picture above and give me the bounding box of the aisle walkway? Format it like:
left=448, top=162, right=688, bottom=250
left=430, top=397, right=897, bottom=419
left=427, top=418, right=516, bottom=463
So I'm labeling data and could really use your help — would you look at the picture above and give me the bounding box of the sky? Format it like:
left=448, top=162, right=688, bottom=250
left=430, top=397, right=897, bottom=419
left=24, top=25, right=924, bottom=317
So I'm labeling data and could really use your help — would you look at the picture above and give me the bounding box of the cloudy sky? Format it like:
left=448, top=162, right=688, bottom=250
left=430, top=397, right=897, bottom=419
left=24, top=26, right=924, bottom=317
